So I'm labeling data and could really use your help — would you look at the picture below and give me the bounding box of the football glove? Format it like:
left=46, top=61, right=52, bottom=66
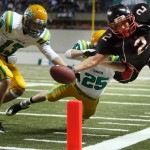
left=114, top=63, right=136, bottom=83
left=67, top=65, right=80, bottom=82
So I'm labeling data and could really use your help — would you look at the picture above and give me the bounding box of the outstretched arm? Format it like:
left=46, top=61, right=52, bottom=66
left=101, top=61, right=126, bottom=72
left=74, top=53, right=109, bottom=72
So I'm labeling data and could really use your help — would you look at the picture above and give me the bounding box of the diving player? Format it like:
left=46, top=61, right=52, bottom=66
left=0, top=4, right=66, bottom=132
left=70, top=3, right=150, bottom=83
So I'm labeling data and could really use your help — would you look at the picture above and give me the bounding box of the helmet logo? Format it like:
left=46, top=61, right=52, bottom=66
left=25, top=8, right=34, bottom=18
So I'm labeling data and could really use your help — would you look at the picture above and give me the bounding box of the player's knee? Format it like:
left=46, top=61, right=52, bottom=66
left=9, top=89, right=25, bottom=98
left=2, top=78, right=11, bottom=87
left=83, top=110, right=95, bottom=119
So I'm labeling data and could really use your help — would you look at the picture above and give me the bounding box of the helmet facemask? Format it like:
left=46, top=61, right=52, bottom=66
left=109, top=14, right=137, bottom=38
left=23, top=17, right=46, bottom=38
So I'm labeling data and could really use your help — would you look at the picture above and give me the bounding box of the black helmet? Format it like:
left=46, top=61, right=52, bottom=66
left=107, top=4, right=137, bottom=38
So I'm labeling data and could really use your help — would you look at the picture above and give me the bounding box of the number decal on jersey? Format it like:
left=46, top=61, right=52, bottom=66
left=102, top=33, right=112, bottom=41
left=0, top=40, right=24, bottom=56
left=81, top=72, right=109, bottom=90
left=134, top=36, right=147, bottom=55
left=136, top=6, right=147, bottom=15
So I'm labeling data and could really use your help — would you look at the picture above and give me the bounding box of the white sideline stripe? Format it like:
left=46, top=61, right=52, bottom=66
left=98, top=122, right=145, bottom=126
left=82, top=127, right=150, bottom=150
left=1, top=112, right=150, bottom=122
left=0, top=147, right=41, bottom=150
left=83, top=127, right=128, bottom=132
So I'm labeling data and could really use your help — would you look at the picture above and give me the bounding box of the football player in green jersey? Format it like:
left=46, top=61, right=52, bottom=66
left=0, top=4, right=66, bottom=133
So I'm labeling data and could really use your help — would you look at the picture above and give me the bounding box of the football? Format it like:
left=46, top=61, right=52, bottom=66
left=50, top=65, right=76, bottom=84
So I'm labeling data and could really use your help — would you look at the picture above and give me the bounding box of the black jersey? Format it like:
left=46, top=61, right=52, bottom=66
left=96, top=3, right=150, bottom=71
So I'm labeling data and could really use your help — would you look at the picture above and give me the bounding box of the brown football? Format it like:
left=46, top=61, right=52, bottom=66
left=50, top=65, right=76, bottom=84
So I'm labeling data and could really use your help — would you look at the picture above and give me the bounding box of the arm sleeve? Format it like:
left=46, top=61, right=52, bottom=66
left=38, top=43, right=59, bottom=61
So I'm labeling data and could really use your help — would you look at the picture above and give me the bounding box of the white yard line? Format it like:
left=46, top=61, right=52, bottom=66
left=100, top=101, right=150, bottom=105
left=82, top=127, right=128, bottom=132
left=24, top=138, right=85, bottom=144
left=104, top=93, right=150, bottom=97
left=130, top=115, right=150, bottom=118
left=0, top=112, right=150, bottom=122
left=24, top=138, right=67, bottom=143
left=0, top=147, right=41, bottom=150
left=82, top=127, right=150, bottom=150
left=98, top=122, right=145, bottom=126
left=53, top=132, right=110, bottom=137
left=11, top=97, right=150, bottom=105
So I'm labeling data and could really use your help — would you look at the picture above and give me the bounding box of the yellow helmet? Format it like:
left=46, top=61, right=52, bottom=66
left=23, top=4, right=47, bottom=38
left=90, top=30, right=106, bottom=47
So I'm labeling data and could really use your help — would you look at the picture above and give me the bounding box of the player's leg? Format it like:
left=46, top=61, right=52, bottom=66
left=6, top=82, right=76, bottom=115
left=3, top=64, right=26, bottom=103
left=71, top=84, right=99, bottom=122
left=74, top=94, right=99, bottom=120
left=0, top=57, right=13, bottom=133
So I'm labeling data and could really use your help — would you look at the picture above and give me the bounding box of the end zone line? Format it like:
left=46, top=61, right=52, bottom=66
left=82, top=127, right=150, bottom=150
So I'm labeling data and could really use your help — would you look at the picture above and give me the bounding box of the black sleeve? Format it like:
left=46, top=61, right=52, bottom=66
left=132, top=3, right=150, bottom=25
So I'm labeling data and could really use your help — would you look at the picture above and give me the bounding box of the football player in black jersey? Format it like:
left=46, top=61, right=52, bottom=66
left=71, top=3, right=150, bottom=83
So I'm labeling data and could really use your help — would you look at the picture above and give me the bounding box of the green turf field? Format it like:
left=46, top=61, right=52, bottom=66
left=0, top=64, right=150, bottom=150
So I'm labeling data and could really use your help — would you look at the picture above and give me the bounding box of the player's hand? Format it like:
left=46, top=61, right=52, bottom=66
left=82, top=49, right=97, bottom=57
left=67, top=65, right=80, bottom=82
left=121, top=63, right=134, bottom=80
left=67, top=65, right=76, bottom=73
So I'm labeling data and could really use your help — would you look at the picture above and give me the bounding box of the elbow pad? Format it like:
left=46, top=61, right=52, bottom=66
left=65, top=49, right=72, bottom=59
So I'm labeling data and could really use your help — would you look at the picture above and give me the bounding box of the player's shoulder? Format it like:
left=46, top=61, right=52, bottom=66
left=72, top=39, right=90, bottom=50
left=2, top=11, right=22, bottom=33
left=98, top=29, right=116, bottom=44
left=36, top=28, right=51, bottom=45
left=3, top=10, right=22, bottom=21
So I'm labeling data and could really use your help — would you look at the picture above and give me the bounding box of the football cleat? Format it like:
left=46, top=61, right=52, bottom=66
left=6, top=102, right=29, bottom=116
left=0, top=122, right=6, bottom=133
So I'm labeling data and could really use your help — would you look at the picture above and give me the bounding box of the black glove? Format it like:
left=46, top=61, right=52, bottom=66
left=67, top=65, right=80, bottom=82
left=67, top=65, right=76, bottom=73
left=114, top=63, right=136, bottom=83
left=82, top=49, right=97, bottom=57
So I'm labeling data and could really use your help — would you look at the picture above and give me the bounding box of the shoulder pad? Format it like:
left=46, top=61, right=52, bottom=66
left=72, top=40, right=90, bottom=50
left=4, top=11, right=14, bottom=33
left=37, top=29, right=51, bottom=45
